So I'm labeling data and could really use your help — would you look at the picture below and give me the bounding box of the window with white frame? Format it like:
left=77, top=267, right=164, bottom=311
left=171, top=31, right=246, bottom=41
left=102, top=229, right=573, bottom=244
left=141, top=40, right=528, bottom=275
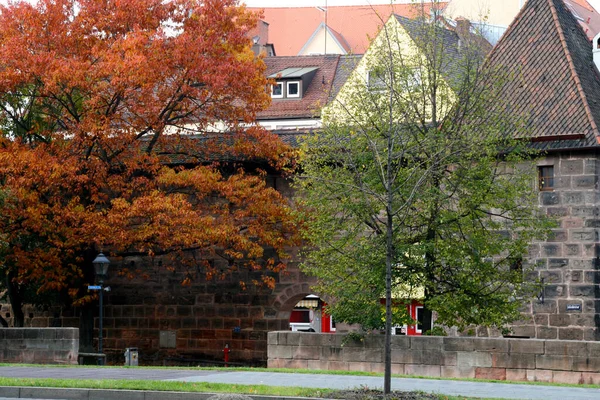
left=271, top=82, right=283, bottom=98
left=415, top=306, right=424, bottom=333
left=287, top=81, right=300, bottom=98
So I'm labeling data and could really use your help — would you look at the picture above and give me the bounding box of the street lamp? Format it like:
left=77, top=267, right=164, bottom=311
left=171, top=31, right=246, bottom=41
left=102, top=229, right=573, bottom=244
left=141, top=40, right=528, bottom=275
left=92, top=252, right=110, bottom=365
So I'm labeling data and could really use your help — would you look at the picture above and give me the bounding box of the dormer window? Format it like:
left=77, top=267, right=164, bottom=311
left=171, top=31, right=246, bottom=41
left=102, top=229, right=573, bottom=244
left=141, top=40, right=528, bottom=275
left=271, top=82, right=284, bottom=98
left=268, top=67, right=318, bottom=100
left=287, top=81, right=300, bottom=98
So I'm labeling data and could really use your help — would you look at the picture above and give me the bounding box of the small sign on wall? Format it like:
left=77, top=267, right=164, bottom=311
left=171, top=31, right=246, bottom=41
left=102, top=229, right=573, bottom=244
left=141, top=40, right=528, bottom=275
left=566, top=304, right=582, bottom=312
left=159, top=330, right=177, bottom=348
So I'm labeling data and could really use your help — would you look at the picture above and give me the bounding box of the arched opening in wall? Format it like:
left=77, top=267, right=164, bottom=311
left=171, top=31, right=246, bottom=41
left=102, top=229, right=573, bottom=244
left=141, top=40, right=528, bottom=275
left=289, top=294, right=336, bottom=333
left=274, top=286, right=335, bottom=334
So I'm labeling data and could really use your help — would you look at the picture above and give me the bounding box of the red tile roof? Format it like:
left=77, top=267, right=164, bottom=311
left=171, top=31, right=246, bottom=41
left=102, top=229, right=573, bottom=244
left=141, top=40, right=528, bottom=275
left=258, top=55, right=345, bottom=120
left=327, top=25, right=352, bottom=54
left=486, top=0, right=600, bottom=150
left=248, top=3, right=447, bottom=56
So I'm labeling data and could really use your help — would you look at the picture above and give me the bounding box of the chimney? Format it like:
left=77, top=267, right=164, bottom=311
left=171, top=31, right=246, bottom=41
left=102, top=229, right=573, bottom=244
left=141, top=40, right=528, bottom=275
left=593, top=32, right=600, bottom=72
left=454, top=17, right=471, bottom=36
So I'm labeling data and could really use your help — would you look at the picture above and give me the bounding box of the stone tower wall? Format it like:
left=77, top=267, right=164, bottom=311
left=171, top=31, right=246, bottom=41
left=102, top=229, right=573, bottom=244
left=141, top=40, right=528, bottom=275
left=514, top=150, right=600, bottom=340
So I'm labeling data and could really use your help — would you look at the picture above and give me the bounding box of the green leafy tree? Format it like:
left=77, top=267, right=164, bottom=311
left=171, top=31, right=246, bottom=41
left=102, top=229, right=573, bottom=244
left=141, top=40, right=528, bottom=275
left=297, top=4, right=551, bottom=393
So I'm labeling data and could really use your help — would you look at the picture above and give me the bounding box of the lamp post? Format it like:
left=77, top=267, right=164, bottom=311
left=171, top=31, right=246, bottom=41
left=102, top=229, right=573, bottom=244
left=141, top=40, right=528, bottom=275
left=92, top=252, right=110, bottom=364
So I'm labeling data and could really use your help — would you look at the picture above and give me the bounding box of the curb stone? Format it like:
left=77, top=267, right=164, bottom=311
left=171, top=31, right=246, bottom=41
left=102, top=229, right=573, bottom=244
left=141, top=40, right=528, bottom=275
left=0, top=387, right=329, bottom=400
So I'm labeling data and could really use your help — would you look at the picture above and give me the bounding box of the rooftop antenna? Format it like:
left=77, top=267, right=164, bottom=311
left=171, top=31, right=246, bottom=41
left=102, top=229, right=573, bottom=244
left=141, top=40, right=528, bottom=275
left=316, top=0, right=328, bottom=54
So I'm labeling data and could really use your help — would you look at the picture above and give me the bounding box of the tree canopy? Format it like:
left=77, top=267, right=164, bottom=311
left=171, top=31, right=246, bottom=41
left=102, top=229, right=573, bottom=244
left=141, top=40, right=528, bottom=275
left=297, top=6, right=551, bottom=393
left=0, top=0, right=299, bottom=326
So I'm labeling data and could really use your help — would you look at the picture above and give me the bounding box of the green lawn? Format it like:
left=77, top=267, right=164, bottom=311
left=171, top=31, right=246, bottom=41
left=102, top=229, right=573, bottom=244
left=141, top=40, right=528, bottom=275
left=0, top=376, right=332, bottom=397
left=0, top=377, right=504, bottom=400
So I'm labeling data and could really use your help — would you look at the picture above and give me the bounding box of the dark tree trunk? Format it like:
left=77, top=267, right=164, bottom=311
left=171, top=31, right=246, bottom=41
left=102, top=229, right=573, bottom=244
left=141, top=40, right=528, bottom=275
left=0, top=306, right=8, bottom=327
left=79, top=303, right=95, bottom=352
left=6, top=271, right=24, bottom=327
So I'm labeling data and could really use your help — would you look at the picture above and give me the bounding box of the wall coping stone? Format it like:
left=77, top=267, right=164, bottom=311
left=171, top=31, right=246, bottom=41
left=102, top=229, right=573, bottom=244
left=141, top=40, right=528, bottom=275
left=268, top=332, right=600, bottom=385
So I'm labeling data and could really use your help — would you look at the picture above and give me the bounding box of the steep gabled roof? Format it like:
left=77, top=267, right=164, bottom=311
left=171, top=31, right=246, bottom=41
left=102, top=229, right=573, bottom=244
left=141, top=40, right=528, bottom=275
left=328, top=26, right=352, bottom=54
left=486, top=0, right=600, bottom=150
left=258, top=55, right=343, bottom=120
left=394, top=14, right=461, bottom=61
left=298, top=23, right=351, bottom=55
left=392, top=14, right=484, bottom=90
left=249, top=3, right=448, bottom=56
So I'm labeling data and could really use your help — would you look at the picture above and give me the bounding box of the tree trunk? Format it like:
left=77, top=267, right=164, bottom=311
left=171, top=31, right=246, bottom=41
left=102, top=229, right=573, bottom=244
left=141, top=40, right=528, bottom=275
left=79, top=303, right=95, bottom=352
left=384, top=210, right=393, bottom=394
left=0, top=306, right=8, bottom=328
left=6, top=271, right=24, bottom=327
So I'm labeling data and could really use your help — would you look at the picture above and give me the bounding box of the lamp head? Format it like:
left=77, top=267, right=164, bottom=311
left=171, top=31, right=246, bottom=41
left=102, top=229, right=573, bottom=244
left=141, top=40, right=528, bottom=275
left=92, top=252, right=110, bottom=282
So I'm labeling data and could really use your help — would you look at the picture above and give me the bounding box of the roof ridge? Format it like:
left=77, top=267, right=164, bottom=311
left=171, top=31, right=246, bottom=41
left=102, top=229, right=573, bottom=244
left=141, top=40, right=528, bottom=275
left=548, top=0, right=600, bottom=143
left=325, top=25, right=351, bottom=53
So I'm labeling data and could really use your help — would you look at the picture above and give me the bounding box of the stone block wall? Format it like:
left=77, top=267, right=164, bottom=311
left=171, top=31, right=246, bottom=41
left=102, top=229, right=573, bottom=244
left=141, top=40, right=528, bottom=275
left=513, top=152, right=600, bottom=340
left=268, top=332, right=600, bottom=384
left=0, top=328, right=78, bottom=364
left=2, top=255, right=316, bottom=366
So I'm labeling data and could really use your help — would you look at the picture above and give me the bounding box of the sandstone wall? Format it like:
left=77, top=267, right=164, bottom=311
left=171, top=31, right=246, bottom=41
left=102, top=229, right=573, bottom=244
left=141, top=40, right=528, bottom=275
left=268, top=332, right=600, bottom=384
left=3, top=259, right=316, bottom=366
left=512, top=152, right=600, bottom=340
left=0, top=328, right=78, bottom=364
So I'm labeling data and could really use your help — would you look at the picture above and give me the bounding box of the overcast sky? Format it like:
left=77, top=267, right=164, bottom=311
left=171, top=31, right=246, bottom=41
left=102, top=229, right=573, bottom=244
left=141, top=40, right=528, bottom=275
left=243, top=0, right=600, bottom=13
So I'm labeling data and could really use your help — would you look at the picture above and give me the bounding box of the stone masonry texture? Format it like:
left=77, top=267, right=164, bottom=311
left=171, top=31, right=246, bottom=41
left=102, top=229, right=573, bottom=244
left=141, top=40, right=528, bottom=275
left=511, top=152, right=600, bottom=341
left=0, top=328, right=78, bottom=364
left=268, top=332, right=600, bottom=384
left=0, top=257, right=316, bottom=366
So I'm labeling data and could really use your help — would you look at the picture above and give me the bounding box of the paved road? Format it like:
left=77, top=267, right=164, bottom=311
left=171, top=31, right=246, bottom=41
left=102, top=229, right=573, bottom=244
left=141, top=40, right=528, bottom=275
left=0, top=366, right=599, bottom=399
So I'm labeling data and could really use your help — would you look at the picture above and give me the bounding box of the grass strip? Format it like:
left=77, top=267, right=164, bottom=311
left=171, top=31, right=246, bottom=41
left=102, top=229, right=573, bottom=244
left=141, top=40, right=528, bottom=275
left=0, top=378, right=505, bottom=400
left=0, top=377, right=335, bottom=397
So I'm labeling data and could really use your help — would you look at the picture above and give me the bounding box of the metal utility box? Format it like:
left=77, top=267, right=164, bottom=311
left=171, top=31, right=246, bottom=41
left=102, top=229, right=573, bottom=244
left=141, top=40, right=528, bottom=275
left=124, top=347, right=139, bottom=366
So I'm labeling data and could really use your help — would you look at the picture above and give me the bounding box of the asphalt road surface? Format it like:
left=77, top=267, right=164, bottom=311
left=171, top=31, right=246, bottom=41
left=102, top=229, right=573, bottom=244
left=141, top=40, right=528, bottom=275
left=0, top=366, right=599, bottom=399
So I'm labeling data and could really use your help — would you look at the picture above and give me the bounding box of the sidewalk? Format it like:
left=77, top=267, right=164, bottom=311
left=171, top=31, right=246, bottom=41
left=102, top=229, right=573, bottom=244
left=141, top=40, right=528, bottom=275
left=0, top=366, right=599, bottom=400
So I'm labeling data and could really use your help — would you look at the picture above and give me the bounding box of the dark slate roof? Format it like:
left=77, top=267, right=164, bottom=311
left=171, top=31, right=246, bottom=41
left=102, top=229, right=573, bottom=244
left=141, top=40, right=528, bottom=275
left=485, top=0, right=600, bottom=151
left=394, top=14, right=461, bottom=54
left=258, top=55, right=343, bottom=120
left=329, top=54, right=362, bottom=102
left=274, top=128, right=317, bottom=147
left=267, top=67, right=319, bottom=79
left=393, top=14, right=477, bottom=90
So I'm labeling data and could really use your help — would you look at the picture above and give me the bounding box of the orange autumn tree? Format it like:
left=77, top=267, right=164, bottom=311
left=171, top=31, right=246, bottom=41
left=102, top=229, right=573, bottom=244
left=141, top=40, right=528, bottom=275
left=0, top=0, right=299, bottom=327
